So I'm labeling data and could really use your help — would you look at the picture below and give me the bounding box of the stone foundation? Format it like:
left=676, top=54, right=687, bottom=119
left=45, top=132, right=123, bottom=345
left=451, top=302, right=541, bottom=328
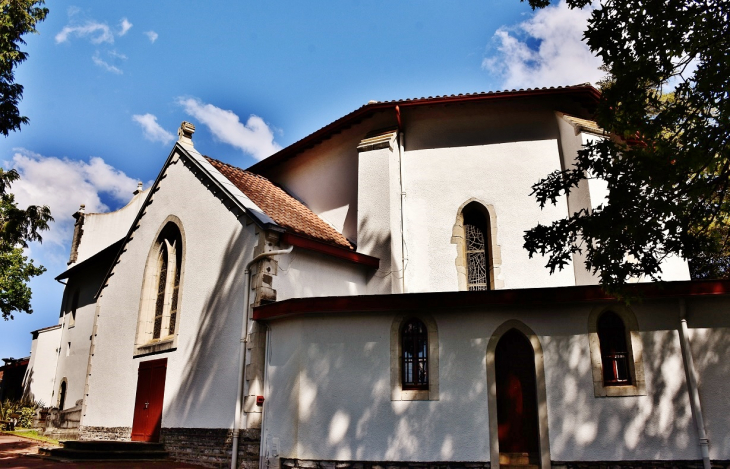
left=79, top=426, right=132, bottom=441
left=161, top=427, right=260, bottom=469
left=281, top=461, right=490, bottom=469
left=78, top=426, right=260, bottom=468
left=554, top=462, right=730, bottom=469
left=282, top=460, right=730, bottom=469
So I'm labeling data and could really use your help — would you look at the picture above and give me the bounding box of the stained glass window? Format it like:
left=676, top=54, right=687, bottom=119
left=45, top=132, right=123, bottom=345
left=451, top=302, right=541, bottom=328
left=168, top=249, right=180, bottom=336
left=153, top=247, right=168, bottom=340
left=402, top=318, right=428, bottom=390
left=466, top=224, right=488, bottom=291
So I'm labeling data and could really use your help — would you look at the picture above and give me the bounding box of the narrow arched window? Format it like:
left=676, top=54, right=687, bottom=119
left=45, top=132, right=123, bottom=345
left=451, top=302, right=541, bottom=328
left=401, top=318, right=428, bottom=390
left=135, top=220, right=184, bottom=355
left=58, top=381, right=67, bottom=410
left=68, top=291, right=79, bottom=327
left=597, top=311, right=631, bottom=385
left=463, top=203, right=491, bottom=291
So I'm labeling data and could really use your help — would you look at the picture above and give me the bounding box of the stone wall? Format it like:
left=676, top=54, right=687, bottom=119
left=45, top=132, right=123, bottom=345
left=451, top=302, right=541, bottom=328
left=282, top=460, right=730, bottom=469
left=161, top=427, right=260, bottom=469
left=281, top=461, right=490, bottom=469
left=78, top=426, right=131, bottom=441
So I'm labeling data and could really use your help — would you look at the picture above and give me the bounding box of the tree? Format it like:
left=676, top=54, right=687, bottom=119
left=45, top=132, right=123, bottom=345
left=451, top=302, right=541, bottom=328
left=521, top=0, right=730, bottom=290
left=0, top=0, right=48, bottom=136
left=0, top=169, right=51, bottom=320
left=0, top=1, right=51, bottom=319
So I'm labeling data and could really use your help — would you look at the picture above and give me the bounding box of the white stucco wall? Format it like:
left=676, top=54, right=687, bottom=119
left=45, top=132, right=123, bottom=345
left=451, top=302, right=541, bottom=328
left=402, top=106, right=576, bottom=293
left=74, top=189, right=148, bottom=264
left=263, top=297, right=730, bottom=463
left=83, top=151, right=257, bottom=430
left=53, top=260, right=111, bottom=410
left=24, top=326, right=62, bottom=406
left=274, top=249, right=369, bottom=301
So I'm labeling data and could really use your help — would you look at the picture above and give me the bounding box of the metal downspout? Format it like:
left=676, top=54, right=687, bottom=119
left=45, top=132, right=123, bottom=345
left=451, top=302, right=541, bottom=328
left=678, top=299, right=711, bottom=469
left=231, top=245, right=293, bottom=469
left=396, top=105, right=406, bottom=293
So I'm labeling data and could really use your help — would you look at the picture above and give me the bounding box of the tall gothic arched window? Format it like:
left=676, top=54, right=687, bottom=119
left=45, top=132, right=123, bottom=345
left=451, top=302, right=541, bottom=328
left=401, top=318, right=429, bottom=390
left=597, top=311, right=631, bottom=385
left=135, top=220, right=184, bottom=355
left=463, top=203, right=491, bottom=291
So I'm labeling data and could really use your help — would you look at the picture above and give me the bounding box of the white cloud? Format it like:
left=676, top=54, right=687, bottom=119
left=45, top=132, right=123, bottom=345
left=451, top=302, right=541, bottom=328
left=145, top=31, right=159, bottom=43
left=482, top=1, right=604, bottom=89
left=92, top=52, right=122, bottom=74
left=178, top=98, right=281, bottom=160
left=6, top=149, right=139, bottom=247
left=132, top=114, right=175, bottom=145
left=119, top=18, right=133, bottom=36
left=55, top=21, right=114, bottom=44
left=108, top=50, right=128, bottom=60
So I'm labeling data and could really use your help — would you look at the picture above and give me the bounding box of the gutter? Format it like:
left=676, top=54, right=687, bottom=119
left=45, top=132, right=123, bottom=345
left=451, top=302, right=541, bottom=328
left=231, top=244, right=294, bottom=469
left=677, top=299, right=711, bottom=469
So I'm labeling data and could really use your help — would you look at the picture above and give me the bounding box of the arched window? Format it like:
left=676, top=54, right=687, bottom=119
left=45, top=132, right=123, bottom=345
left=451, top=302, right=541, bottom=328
left=452, top=201, right=502, bottom=291
left=401, top=318, right=428, bottom=390
left=68, top=291, right=79, bottom=328
left=58, top=380, right=67, bottom=410
left=390, top=315, right=439, bottom=401
left=587, top=306, right=646, bottom=397
left=463, top=204, right=490, bottom=290
left=597, top=311, right=631, bottom=385
left=135, top=220, right=184, bottom=355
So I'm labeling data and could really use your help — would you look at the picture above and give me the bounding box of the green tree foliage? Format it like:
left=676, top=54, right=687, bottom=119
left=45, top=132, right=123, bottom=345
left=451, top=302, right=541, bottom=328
left=0, top=169, right=51, bottom=320
left=0, top=0, right=48, bottom=136
left=522, top=0, right=730, bottom=289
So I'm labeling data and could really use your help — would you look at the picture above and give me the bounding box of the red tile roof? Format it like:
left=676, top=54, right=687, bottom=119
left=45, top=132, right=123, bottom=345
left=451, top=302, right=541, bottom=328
left=205, top=157, right=354, bottom=250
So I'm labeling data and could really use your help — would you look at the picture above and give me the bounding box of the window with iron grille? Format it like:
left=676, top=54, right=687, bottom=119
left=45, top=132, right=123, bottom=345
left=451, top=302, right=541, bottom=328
left=463, top=203, right=491, bottom=291
left=597, top=311, right=631, bottom=385
left=401, top=318, right=428, bottom=390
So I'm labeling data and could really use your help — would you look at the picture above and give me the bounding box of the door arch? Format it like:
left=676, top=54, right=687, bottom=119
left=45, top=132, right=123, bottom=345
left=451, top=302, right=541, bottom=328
left=486, top=320, right=551, bottom=469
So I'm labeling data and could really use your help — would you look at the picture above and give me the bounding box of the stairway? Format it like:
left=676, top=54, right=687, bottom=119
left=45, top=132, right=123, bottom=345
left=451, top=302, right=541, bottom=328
left=499, top=452, right=539, bottom=469
left=39, top=440, right=169, bottom=461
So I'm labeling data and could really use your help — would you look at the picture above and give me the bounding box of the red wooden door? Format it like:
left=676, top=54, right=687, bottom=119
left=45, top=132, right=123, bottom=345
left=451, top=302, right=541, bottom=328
left=131, top=358, right=167, bottom=442
left=495, top=329, right=540, bottom=457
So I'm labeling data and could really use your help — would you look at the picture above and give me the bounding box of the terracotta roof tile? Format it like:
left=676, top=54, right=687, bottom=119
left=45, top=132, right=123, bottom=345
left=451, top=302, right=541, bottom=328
left=205, top=157, right=353, bottom=250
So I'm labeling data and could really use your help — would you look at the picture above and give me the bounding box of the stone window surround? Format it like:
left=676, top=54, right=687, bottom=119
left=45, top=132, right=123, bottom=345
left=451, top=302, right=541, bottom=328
left=133, top=216, right=186, bottom=357
left=452, top=199, right=503, bottom=291
left=486, top=320, right=551, bottom=469
left=390, top=314, right=439, bottom=401
left=588, top=304, right=647, bottom=397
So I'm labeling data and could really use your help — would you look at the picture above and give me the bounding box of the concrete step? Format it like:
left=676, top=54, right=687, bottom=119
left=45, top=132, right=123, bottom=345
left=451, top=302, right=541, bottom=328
left=39, top=440, right=168, bottom=460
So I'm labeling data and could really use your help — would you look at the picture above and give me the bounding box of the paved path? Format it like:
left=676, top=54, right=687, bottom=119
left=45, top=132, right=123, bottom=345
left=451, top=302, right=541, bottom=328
left=0, top=434, right=205, bottom=468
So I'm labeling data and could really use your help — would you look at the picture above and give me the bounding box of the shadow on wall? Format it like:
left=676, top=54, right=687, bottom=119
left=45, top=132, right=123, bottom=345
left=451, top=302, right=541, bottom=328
left=687, top=323, right=730, bottom=458
left=274, top=315, right=490, bottom=462
left=163, top=227, right=251, bottom=428
left=543, top=325, right=699, bottom=461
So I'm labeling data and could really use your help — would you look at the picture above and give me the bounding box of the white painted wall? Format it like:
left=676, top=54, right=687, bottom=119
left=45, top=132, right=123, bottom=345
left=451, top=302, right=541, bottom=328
left=54, top=260, right=110, bottom=410
left=74, top=189, right=148, bottom=264
left=263, top=297, right=730, bottom=462
left=83, top=151, right=257, bottom=430
left=24, top=326, right=62, bottom=406
left=402, top=105, right=576, bottom=292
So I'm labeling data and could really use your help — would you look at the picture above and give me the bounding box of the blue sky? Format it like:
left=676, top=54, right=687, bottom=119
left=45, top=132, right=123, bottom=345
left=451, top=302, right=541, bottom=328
left=0, top=0, right=602, bottom=359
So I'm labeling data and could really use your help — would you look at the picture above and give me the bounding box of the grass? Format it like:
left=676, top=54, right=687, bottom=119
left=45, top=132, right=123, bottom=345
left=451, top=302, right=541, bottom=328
left=1, top=429, right=60, bottom=446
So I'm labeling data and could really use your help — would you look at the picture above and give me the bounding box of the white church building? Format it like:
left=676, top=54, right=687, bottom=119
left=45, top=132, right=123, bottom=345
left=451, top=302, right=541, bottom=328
left=23, top=85, right=730, bottom=469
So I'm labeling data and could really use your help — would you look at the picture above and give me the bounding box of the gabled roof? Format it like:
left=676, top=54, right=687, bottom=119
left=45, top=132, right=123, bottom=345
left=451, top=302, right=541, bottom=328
left=206, top=157, right=353, bottom=250
left=249, top=84, right=601, bottom=173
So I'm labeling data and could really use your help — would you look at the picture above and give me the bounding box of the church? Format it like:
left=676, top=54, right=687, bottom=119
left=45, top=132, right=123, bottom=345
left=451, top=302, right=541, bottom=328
left=23, top=84, right=730, bottom=468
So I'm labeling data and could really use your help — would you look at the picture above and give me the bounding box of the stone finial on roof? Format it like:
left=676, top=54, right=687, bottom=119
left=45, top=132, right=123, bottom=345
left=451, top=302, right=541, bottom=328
left=133, top=182, right=143, bottom=195
left=78, top=204, right=85, bottom=214
left=178, top=121, right=195, bottom=145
